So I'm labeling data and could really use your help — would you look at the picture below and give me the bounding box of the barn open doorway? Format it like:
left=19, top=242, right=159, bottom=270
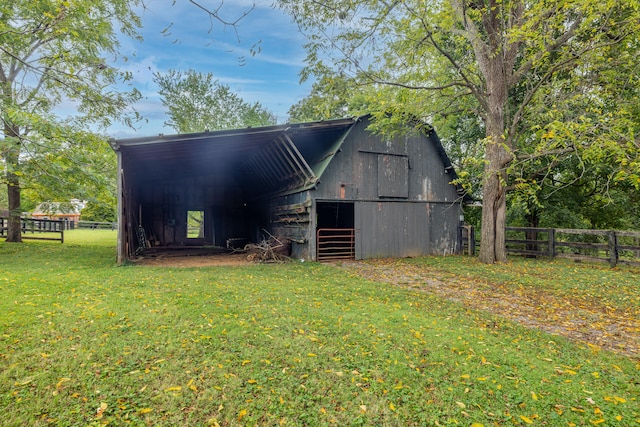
left=316, top=201, right=355, bottom=261
left=186, top=210, right=205, bottom=239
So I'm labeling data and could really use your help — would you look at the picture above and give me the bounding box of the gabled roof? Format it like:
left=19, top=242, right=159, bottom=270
left=110, top=115, right=467, bottom=199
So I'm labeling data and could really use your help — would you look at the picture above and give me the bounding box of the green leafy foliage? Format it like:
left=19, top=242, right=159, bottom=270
left=0, top=0, right=142, bottom=240
left=153, top=69, right=277, bottom=133
left=80, top=199, right=116, bottom=223
left=0, top=231, right=638, bottom=425
left=20, top=129, right=117, bottom=207
left=287, top=71, right=371, bottom=122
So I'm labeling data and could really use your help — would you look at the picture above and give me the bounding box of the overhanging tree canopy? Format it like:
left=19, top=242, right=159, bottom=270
left=0, top=0, right=142, bottom=242
left=278, top=0, right=640, bottom=263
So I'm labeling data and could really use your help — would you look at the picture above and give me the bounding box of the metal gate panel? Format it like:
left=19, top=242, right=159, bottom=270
left=316, top=228, right=355, bottom=261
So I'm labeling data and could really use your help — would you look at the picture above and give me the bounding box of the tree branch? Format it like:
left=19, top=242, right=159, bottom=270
left=187, top=0, right=255, bottom=37
left=510, top=10, right=583, bottom=86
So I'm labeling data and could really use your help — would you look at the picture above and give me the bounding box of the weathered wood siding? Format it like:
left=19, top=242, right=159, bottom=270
left=312, top=118, right=461, bottom=260
left=126, top=168, right=260, bottom=248
left=270, top=192, right=314, bottom=260
left=314, top=118, right=457, bottom=203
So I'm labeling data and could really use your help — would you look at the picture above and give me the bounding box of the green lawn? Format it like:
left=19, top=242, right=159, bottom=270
left=0, top=230, right=638, bottom=426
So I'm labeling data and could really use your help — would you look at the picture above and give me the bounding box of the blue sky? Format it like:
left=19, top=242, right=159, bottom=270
left=108, top=0, right=312, bottom=138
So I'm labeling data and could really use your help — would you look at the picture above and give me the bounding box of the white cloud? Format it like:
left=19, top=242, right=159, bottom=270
left=106, top=0, right=313, bottom=137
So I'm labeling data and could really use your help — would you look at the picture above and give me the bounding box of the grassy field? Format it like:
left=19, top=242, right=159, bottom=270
left=0, top=230, right=638, bottom=426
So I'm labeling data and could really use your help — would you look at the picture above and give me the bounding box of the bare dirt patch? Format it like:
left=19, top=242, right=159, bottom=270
left=132, top=239, right=291, bottom=267
left=132, top=249, right=251, bottom=267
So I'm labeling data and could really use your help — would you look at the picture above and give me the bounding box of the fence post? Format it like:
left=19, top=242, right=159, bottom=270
left=469, top=225, right=476, bottom=256
left=608, top=231, right=618, bottom=267
left=548, top=228, right=555, bottom=259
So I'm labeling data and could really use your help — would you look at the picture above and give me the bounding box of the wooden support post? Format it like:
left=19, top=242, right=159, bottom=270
left=548, top=228, right=555, bottom=258
left=469, top=225, right=476, bottom=256
left=608, top=231, right=618, bottom=267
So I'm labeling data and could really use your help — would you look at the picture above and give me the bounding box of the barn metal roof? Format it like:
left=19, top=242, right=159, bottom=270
left=110, top=117, right=359, bottom=197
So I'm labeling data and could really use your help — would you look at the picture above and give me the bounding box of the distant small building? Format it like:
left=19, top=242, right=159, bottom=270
left=110, top=115, right=468, bottom=264
left=31, top=199, right=86, bottom=223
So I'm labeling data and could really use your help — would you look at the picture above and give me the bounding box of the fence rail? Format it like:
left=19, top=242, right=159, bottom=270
left=461, top=226, right=640, bottom=267
left=76, top=221, right=117, bottom=230
left=0, top=217, right=64, bottom=243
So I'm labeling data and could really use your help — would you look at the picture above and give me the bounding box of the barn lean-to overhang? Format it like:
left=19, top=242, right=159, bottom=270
left=110, top=117, right=358, bottom=197
left=109, top=117, right=359, bottom=262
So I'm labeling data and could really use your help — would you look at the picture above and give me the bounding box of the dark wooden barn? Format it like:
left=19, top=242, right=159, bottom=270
left=110, top=115, right=466, bottom=263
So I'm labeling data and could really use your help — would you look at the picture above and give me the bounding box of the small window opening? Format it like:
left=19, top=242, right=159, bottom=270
left=186, top=210, right=204, bottom=238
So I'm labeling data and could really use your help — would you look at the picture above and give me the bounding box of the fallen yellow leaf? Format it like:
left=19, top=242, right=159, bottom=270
left=519, top=415, right=533, bottom=424
left=96, top=402, right=107, bottom=419
left=56, top=378, right=71, bottom=389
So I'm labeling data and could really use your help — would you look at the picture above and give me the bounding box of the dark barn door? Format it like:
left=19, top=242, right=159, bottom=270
left=316, top=201, right=355, bottom=261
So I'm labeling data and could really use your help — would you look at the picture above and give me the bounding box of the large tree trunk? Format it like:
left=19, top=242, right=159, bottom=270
left=479, top=137, right=509, bottom=263
left=6, top=169, right=22, bottom=243
left=3, top=120, right=22, bottom=243
left=473, top=13, right=517, bottom=263
left=478, top=69, right=512, bottom=263
left=458, top=0, right=519, bottom=263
